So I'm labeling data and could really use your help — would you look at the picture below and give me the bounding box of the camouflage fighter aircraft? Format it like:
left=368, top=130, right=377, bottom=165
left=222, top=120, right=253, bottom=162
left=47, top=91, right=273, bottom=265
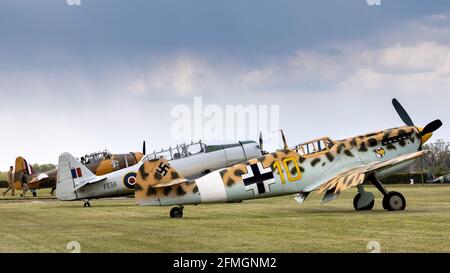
left=133, top=98, right=442, bottom=218
left=56, top=140, right=262, bottom=207
left=13, top=149, right=145, bottom=193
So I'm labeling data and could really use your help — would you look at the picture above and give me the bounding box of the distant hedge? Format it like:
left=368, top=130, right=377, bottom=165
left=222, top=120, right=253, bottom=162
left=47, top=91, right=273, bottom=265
left=380, top=173, right=438, bottom=184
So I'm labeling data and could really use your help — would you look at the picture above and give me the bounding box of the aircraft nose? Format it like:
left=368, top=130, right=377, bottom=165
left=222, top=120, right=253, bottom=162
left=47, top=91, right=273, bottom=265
left=418, top=127, right=433, bottom=144
left=419, top=119, right=442, bottom=144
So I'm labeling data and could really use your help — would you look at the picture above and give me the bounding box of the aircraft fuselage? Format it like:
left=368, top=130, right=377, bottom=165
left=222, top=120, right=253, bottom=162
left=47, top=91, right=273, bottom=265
left=136, top=126, right=423, bottom=206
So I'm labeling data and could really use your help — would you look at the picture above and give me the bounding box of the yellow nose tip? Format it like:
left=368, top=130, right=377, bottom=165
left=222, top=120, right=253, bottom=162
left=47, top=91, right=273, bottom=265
left=418, top=127, right=433, bottom=143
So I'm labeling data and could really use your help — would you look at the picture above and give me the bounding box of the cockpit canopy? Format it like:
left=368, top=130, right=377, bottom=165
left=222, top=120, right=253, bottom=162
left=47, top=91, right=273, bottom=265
left=291, top=137, right=334, bottom=157
left=145, top=141, right=206, bottom=161
left=81, top=150, right=112, bottom=164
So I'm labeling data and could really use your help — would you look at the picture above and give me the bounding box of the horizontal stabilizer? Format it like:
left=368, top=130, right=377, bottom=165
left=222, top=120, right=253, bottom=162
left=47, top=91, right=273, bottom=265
left=72, top=177, right=107, bottom=192
left=28, top=173, right=49, bottom=184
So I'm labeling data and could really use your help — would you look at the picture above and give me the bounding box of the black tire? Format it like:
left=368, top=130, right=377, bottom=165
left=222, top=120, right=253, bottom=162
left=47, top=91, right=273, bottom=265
left=382, top=195, right=388, bottom=210
left=353, top=193, right=375, bottom=211
left=170, top=207, right=183, bottom=218
left=84, top=202, right=91, bottom=208
left=382, top=191, right=406, bottom=211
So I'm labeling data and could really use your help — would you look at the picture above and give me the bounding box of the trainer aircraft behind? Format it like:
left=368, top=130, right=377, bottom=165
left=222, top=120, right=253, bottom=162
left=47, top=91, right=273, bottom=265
left=133, top=98, right=442, bottom=218
left=56, top=140, right=262, bottom=207
left=13, top=149, right=145, bottom=193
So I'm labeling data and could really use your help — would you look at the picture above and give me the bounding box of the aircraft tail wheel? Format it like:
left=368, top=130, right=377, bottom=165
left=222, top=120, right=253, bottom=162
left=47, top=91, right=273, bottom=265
left=170, top=206, right=183, bottom=218
left=382, top=191, right=406, bottom=211
left=353, top=192, right=375, bottom=211
left=84, top=202, right=91, bottom=208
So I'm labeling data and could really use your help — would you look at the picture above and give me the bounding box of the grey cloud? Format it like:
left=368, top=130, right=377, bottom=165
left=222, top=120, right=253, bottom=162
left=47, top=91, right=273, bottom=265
left=1, top=1, right=450, bottom=169
left=1, top=0, right=450, bottom=64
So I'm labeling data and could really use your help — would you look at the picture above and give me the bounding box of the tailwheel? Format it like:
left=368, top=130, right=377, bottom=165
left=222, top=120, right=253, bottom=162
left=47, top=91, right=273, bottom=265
left=353, top=192, right=375, bottom=211
left=170, top=206, right=184, bottom=218
left=382, top=191, right=406, bottom=211
left=83, top=200, right=91, bottom=208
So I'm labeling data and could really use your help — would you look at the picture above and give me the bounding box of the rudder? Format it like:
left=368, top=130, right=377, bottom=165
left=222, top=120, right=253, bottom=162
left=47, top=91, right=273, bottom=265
left=135, top=156, right=186, bottom=204
left=56, top=152, right=97, bottom=201
left=13, top=156, right=34, bottom=190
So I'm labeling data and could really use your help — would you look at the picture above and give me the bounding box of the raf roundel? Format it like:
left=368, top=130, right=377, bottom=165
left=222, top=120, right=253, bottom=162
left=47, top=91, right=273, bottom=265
left=123, top=172, right=137, bottom=189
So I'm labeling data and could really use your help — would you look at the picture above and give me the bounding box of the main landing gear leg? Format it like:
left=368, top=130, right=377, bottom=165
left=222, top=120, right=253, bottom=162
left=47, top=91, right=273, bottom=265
left=170, top=205, right=184, bottom=218
left=353, top=185, right=375, bottom=211
left=367, top=174, right=406, bottom=211
left=83, top=199, right=91, bottom=208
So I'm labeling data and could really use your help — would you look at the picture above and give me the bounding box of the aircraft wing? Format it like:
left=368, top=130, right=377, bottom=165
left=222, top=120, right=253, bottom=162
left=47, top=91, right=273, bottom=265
left=73, top=176, right=107, bottom=192
left=318, top=150, right=429, bottom=194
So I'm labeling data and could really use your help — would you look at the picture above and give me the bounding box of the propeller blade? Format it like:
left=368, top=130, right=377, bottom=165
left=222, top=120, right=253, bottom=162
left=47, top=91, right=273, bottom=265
left=280, top=129, right=288, bottom=149
left=259, top=132, right=264, bottom=152
left=421, top=119, right=443, bottom=136
left=392, top=98, right=415, bottom=126
left=143, top=141, right=146, bottom=155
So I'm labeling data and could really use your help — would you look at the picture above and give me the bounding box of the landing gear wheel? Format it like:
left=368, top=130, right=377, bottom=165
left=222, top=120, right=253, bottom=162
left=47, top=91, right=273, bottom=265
left=170, top=206, right=184, bottom=218
left=353, top=193, right=375, bottom=211
left=382, top=191, right=406, bottom=211
left=83, top=202, right=91, bottom=208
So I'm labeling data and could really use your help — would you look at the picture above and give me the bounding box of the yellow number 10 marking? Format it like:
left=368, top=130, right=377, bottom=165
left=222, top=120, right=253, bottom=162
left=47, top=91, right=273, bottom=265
left=273, top=157, right=302, bottom=184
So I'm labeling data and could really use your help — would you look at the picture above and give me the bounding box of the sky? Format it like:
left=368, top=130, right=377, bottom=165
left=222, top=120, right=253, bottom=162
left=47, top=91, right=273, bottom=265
left=1, top=0, right=450, bottom=169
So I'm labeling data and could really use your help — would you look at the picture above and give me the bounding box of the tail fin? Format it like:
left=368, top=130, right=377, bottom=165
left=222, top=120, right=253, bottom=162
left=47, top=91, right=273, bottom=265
left=13, top=156, right=34, bottom=190
left=135, top=157, right=187, bottom=203
left=56, top=152, right=97, bottom=201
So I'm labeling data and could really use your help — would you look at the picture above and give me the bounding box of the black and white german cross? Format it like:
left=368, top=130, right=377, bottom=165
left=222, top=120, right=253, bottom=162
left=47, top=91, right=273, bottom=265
left=242, top=162, right=275, bottom=195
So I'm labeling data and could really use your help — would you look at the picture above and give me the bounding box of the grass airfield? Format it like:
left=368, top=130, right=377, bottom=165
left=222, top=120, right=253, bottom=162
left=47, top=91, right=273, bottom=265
left=0, top=185, right=449, bottom=253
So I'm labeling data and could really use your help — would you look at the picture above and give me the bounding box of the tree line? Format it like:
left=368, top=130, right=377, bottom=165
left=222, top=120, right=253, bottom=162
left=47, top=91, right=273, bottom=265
left=409, top=139, right=450, bottom=179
